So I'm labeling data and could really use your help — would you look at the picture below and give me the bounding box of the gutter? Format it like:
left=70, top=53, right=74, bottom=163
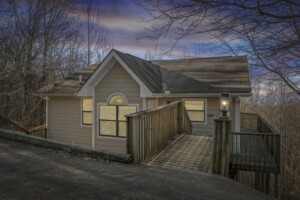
left=32, top=92, right=77, bottom=97
left=152, top=92, right=252, bottom=98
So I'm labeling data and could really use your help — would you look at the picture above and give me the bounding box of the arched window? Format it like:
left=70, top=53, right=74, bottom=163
left=108, top=94, right=127, bottom=106
left=99, top=94, right=137, bottom=137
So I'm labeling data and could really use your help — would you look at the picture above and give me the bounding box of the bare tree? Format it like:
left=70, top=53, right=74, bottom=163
left=136, top=0, right=300, bottom=96
left=81, top=0, right=112, bottom=66
left=0, top=0, right=86, bottom=126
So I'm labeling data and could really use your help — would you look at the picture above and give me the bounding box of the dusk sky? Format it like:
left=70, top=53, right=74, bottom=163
left=70, top=0, right=233, bottom=59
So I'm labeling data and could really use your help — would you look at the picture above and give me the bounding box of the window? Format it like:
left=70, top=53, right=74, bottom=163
left=184, top=100, right=206, bottom=123
left=99, top=94, right=137, bottom=137
left=82, top=98, right=92, bottom=125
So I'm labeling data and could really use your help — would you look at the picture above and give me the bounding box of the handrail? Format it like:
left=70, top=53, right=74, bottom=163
left=126, top=101, right=181, bottom=117
left=126, top=100, right=192, bottom=163
left=27, top=124, right=47, bottom=132
left=0, top=113, right=28, bottom=133
left=240, top=112, right=279, bottom=135
left=232, top=131, right=278, bottom=136
left=256, top=113, right=279, bottom=135
left=0, top=113, right=47, bottom=138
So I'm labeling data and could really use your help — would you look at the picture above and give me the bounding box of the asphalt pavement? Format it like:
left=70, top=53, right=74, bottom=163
left=0, top=138, right=273, bottom=200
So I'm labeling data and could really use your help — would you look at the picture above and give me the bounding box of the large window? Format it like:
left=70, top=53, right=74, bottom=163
left=184, top=100, right=206, bottom=123
left=82, top=98, right=93, bottom=125
left=99, top=95, right=137, bottom=137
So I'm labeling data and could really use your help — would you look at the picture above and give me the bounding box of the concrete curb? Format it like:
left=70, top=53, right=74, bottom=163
left=0, top=129, right=132, bottom=164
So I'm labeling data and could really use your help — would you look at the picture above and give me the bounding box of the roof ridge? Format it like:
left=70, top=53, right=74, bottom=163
left=113, top=49, right=151, bottom=63
left=151, top=55, right=247, bottom=63
left=114, top=49, right=164, bottom=92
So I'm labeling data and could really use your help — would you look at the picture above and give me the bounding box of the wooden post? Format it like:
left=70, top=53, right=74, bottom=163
left=212, top=119, right=232, bottom=177
left=177, top=102, right=183, bottom=134
left=275, top=173, right=279, bottom=198
left=126, top=116, right=141, bottom=163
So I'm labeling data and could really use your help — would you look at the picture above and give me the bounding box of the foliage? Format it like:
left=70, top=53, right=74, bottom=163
left=137, top=0, right=300, bottom=96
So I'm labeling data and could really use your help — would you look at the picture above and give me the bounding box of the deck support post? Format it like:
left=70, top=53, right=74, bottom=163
left=212, top=118, right=232, bottom=177
left=275, top=173, right=279, bottom=198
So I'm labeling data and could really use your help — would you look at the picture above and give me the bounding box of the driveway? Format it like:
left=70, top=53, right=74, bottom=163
left=0, top=138, right=273, bottom=200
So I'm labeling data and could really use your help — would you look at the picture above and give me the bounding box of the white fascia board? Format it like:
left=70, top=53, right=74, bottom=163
left=36, top=93, right=77, bottom=97
left=152, top=92, right=251, bottom=98
left=77, top=50, right=153, bottom=97
left=77, top=52, right=115, bottom=97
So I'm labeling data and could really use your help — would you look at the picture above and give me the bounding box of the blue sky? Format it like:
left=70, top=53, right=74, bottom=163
left=70, top=0, right=236, bottom=59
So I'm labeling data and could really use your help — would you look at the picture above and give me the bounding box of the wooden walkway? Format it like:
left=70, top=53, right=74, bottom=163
left=144, top=134, right=212, bottom=174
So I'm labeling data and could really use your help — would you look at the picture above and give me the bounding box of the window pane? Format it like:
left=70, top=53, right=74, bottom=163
left=99, top=106, right=116, bottom=120
left=82, top=112, right=92, bottom=124
left=118, top=122, right=126, bottom=137
left=185, top=100, right=204, bottom=111
left=109, top=95, right=126, bottom=105
left=187, top=111, right=205, bottom=122
left=118, top=106, right=137, bottom=121
left=82, top=99, right=92, bottom=111
left=100, top=120, right=116, bottom=136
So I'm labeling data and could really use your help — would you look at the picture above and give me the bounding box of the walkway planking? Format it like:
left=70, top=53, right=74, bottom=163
left=145, top=134, right=213, bottom=174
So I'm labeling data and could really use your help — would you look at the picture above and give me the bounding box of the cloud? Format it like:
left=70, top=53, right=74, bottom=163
left=101, top=15, right=145, bottom=32
left=69, top=0, right=147, bottom=32
left=67, top=0, right=238, bottom=59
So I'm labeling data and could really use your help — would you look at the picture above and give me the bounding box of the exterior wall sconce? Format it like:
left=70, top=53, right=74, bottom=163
left=220, top=92, right=230, bottom=118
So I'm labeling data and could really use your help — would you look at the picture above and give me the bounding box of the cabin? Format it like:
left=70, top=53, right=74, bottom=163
left=34, top=49, right=251, bottom=153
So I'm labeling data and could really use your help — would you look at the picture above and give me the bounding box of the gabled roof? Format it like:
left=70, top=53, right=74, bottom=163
left=35, top=49, right=251, bottom=96
left=152, top=56, right=251, bottom=93
left=114, top=50, right=162, bottom=93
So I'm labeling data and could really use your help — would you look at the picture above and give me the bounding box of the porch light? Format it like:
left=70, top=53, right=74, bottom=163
left=220, top=92, right=230, bottom=118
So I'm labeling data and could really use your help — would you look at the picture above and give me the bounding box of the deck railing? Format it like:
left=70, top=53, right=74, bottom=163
left=0, top=113, right=28, bottom=133
left=241, top=112, right=278, bottom=134
left=231, top=132, right=280, bottom=173
left=0, top=113, right=47, bottom=138
left=239, top=113, right=280, bottom=172
left=126, top=101, right=192, bottom=163
left=28, top=125, right=47, bottom=138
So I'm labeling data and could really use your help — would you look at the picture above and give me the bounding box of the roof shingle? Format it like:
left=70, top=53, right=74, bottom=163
left=35, top=49, right=251, bottom=95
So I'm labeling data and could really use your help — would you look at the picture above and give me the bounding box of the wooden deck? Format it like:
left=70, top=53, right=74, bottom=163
left=144, top=134, right=212, bottom=174
left=231, top=128, right=280, bottom=173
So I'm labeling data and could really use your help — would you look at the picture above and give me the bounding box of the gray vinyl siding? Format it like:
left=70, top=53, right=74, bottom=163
left=48, top=96, right=92, bottom=147
left=192, top=97, right=236, bottom=135
left=157, top=97, right=236, bottom=136
left=94, top=62, right=142, bottom=153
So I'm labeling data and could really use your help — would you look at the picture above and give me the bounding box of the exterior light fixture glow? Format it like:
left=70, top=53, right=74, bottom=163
left=220, top=92, right=230, bottom=118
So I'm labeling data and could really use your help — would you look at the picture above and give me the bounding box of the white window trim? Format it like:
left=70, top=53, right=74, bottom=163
left=81, top=98, right=93, bottom=127
left=183, top=98, right=208, bottom=125
left=96, top=94, right=139, bottom=139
